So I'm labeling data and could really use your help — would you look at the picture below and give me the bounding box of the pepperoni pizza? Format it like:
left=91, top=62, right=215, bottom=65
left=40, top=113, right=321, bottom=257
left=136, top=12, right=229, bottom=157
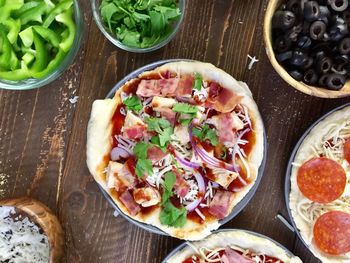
left=289, top=105, right=350, bottom=262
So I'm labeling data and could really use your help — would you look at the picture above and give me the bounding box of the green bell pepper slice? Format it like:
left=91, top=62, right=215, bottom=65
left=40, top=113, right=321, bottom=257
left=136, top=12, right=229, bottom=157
left=0, top=29, right=19, bottom=70
left=18, top=2, right=48, bottom=25
left=55, top=7, right=75, bottom=52
left=33, top=25, right=60, bottom=47
left=43, top=0, right=73, bottom=28
left=29, top=31, right=49, bottom=73
left=0, top=0, right=24, bottom=22
left=12, top=1, right=40, bottom=18
left=19, top=26, right=34, bottom=47
left=0, top=62, right=29, bottom=81
left=2, top=18, right=21, bottom=44
left=31, top=48, right=67, bottom=79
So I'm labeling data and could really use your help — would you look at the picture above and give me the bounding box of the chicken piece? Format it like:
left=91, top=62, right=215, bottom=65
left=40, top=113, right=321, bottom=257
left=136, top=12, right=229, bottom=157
left=210, top=168, right=238, bottom=189
left=133, top=186, right=161, bottom=207
left=106, top=161, right=136, bottom=192
left=174, top=124, right=190, bottom=145
left=151, top=96, right=177, bottom=111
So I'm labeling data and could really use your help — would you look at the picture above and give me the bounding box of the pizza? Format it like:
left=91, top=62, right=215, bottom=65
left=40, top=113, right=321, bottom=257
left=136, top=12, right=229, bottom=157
left=86, top=61, right=265, bottom=240
left=289, top=105, right=350, bottom=262
left=164, top=230, right=302, bottom=263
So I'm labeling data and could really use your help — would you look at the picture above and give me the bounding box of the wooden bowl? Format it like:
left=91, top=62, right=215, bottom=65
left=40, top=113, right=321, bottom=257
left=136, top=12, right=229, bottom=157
left=0, top=197, right=64, bottom=263
left=263, top=0, right=350, bottom=98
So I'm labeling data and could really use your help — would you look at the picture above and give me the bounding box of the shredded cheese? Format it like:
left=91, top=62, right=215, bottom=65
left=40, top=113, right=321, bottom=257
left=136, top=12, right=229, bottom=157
left=0, top=206, right=49, bottom=263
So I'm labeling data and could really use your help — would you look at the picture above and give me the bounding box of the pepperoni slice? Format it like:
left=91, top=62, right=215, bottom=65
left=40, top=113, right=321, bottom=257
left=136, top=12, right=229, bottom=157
left=344, top=138, right=350, bottom=164
left=314, top=211, right=350, bottom=255
left=297, top=157, right=346, bottom=203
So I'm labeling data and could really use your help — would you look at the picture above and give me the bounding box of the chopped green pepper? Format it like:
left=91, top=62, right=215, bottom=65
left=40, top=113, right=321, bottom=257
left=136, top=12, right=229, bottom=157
left=33, top=26, right=60, bottom=47
left=31, top=48, right=67, bottom=79
left=30, top=31, right=49, bottom=73
left=55, top=7, right=75, bottom=52
left=43, top=0, right=73, bottom=28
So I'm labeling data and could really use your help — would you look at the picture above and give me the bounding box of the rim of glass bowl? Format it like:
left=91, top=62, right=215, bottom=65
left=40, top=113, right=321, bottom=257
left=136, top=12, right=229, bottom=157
left=91, top=0, right=186, bottom=53
left=0, top=0, right=84, bottom=91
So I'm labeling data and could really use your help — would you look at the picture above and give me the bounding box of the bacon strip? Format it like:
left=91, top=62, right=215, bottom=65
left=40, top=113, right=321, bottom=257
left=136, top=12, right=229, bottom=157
left=147, top=146, right=167, bottom=164
left=174, top=172, right=190, bottom=198
left=217, top=113, right=236, bottom=145
left=120, top=191, right=141, bottom=216
left=208, top=82, right=243, bottom=113
left=136, top=79, right=161, bottom=97
left=208, top=190, right=233, bottom=219
left=123, top=124, right=147, bottom=140
left=221, top=247, right=255, bottom=263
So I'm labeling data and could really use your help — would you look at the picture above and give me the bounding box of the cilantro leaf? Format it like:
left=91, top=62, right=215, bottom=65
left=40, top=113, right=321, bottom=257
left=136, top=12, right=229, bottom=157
left=123, top=96, right=143, bottom=113
left=145, top=117, right=173, bottom=147
left=135, top=159, right=153, bottom=178
left=172, top=103, right=198, bottom=114
left=193, top=73, right=202, bottom=91
left=159, top=200, right=187, bottom=227
left=162, top=171, right=176, bottom=202
left=150, top=136, right=167, bottom=152
left=133, top=142, right=151, bottom=159
left=192, top=124, right=218, bottom=146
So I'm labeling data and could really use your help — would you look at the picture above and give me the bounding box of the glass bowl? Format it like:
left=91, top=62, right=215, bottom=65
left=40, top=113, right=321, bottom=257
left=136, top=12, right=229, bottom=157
left=91, top=0, right=185, bottom=53
left=0, top=0, right=84, bottom=90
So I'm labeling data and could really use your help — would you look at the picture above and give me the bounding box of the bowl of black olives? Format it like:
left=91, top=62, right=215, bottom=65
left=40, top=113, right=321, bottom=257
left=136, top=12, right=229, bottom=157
left=264, top=0, right=350, bottom=98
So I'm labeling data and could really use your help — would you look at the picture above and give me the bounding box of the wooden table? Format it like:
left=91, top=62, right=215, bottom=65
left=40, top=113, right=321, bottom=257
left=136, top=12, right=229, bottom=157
left=0, top=0, right=348, bottom=262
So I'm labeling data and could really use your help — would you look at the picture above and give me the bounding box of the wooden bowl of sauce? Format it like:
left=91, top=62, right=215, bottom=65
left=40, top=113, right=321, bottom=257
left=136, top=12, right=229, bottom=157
left=0, top=197, right=64, bottom=263
left=263, top=0, right=350, bottom=98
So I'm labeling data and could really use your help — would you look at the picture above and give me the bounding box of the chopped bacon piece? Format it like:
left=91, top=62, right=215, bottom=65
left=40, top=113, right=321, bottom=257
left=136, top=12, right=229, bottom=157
left=136, top=79, right=161, bottom=97
left=208, top=82, right=243, bottom=113
left=221, top=247, right=254, bottom=263
left=174, top=172, right=190, bottom=198
left=120, top=191, right=141, bottom=216
left=208, top=190, right=233, bottom=219
left=147, top=146, right=167, bottom=164
left=133, top=186, right=161, bottom=207
left=123, top=124, right=147, bottom=140
left=176, top=76, right=194, bottom=96
left=159, top=78, right=179, bottom=96
left=217, top=113, right=236, bottom=145
left=159, top=107, right=176, bottom=126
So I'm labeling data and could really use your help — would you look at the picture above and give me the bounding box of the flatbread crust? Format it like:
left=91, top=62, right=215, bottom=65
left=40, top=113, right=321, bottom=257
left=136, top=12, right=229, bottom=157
left=289, top=106, right=350, bottom=262
left=86, top=61, right=265, bottom=240
left=165, top=230, right=302, bottom=262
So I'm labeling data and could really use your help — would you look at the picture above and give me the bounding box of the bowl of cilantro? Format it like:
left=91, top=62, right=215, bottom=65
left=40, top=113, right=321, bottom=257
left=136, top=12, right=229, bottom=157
left=91, top=0, right=185, bottom=52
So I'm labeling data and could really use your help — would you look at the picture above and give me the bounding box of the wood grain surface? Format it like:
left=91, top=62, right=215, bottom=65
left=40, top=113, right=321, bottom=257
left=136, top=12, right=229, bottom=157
left=0, top=0, right=349, bottom=262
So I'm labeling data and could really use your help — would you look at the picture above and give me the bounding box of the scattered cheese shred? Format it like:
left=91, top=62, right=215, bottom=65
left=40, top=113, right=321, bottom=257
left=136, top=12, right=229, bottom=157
left=0, top=206, right=49, bottom=263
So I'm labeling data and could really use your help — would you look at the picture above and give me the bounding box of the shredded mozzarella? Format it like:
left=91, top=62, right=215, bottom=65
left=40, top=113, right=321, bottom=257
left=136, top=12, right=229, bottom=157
left=0, top=207, right=49, bottom=263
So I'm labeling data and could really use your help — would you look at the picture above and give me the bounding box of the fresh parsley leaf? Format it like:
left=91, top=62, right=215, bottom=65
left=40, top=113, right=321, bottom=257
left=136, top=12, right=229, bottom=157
left=150, top=136, right=167, bottom=152
left=133, top=142, right=151, bottom=159
left=172, top=103, right=198, bottom=114
left=164, top=171, right=176, bottom=193
left=123, top=96, right=143, bottom=113
left=193, top=73, right=202, bottom=91
left=159, top=200, right=187, bottom=227
left=192, top=124, right=218, bottom=146
left=135, top=159, right=153, bottom=178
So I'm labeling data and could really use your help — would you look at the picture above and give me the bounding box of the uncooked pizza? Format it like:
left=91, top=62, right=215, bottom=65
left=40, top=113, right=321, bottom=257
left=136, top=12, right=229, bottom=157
left=164, top=230, right=302, bottom=263
left=86, top=61, right=265, bottom=240
left=289, top=105, right=350, bottom=262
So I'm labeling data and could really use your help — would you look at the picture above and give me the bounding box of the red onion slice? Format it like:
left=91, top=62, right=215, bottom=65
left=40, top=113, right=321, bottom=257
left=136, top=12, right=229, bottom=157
left=175, top=154, right=200, bottom=169
left=185, top=171, right=206, bottom=211
left=110, top=147, right=130, bottom=161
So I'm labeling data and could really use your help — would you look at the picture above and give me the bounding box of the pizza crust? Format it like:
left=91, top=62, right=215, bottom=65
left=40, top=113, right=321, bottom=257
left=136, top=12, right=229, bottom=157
left=165, top=230, right=302, bottom=262
left=86, top=61, right=265, bottom=240
left=289, top=106, right=350, bottom=262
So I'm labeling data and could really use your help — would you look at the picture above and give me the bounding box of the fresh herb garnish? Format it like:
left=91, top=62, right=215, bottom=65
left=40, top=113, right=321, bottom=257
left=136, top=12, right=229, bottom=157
left=159, top=171, right=187, bottom=227
left=172, top=103, right=198, bottom=114
left=123, top=96, right=142, bottom=113
left=145, top=117, right=173, bottom=147
left=100, top=0, right=181, bottom=48
left=133, top=142, right=153, bottom=178
left=193, top=73, right=202, bottom=91
left=192, top=124, right=218, bottom=146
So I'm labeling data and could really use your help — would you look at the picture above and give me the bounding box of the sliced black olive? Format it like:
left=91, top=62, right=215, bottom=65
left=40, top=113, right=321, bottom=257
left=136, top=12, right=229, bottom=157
left=297, top=36, right=312, bottom=49
left=300, top=0, right=309, bottom=11
left=272, top=10, right=296, bottom=30
left=286, top=24, right=303, bottom=42
left=303, top=57, right=314, bottom=70
left=289, top=70, right=304, bottom=81
left=331, top=64, right=347, bottom=74
left=304, top=1, right=320, bottom=22
left=319, top=5, right=331, bottom=17
left=276, top=51, right=293, bottom=62
left=329, top=0, right=349, bottom=12
left=326, top=73, right=346, bottom=90
left=310, top=21, right=326, bottom=40
left=273, top=35, right=292, bottom=53
left=286, top=0, right=300, bottom=14
left=289, top=50, right=309, bottom=67
left=343, top=10, right=350, bottom=22
left=318, top=74, right=329, bottom=86
left=322, top=32, right=330, bottom=41
left=339, top=38, right=350, bottom=55
left=329, top=26, right=346, bottom=42
left=303, top=69, right=318, bottom=85
left=316, top=56, right=332, bottom=74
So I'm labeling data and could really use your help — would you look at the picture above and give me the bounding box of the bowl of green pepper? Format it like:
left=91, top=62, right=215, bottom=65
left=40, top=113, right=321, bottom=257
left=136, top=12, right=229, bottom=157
left=91, top=0, right=185, bottom=53
left=0, top=0, right=83, bottom=90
